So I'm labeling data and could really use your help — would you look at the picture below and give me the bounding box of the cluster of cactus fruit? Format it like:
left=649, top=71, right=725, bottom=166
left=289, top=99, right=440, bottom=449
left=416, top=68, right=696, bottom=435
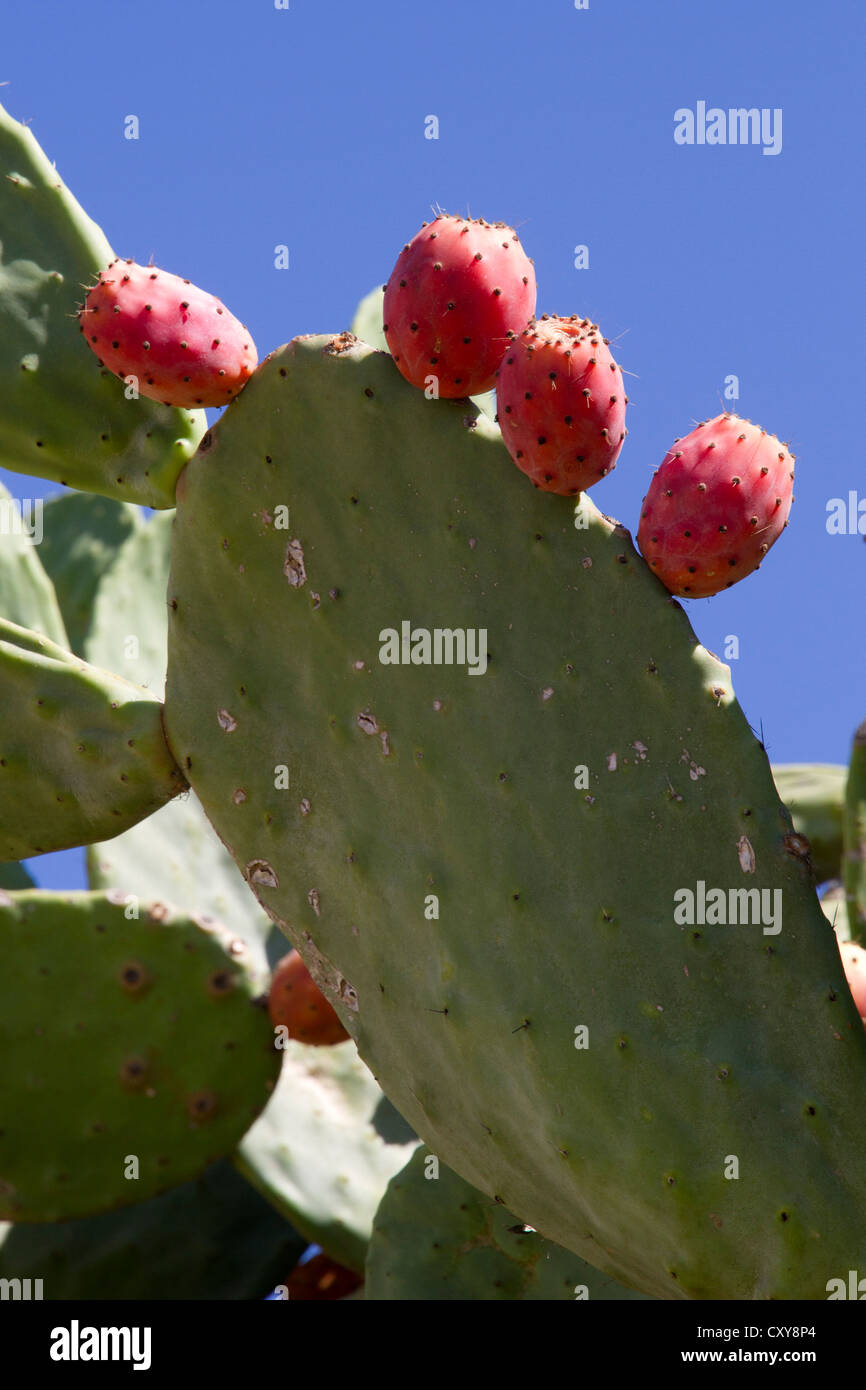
left=1, top=98, right=865, bottom=1301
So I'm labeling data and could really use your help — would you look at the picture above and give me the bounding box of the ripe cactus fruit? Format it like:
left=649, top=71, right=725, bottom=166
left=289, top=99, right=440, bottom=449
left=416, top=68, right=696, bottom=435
left=637, top=413, right=794, bottom=598
left=283, top=1252, right=363, bottom=1300
left=839, top=940, right=866, bottom=1019
left=382, top=214, right=536, bottom=397
left=79, top=259, right=258, bottom=408
left=496, top=314, right=627, bottom=494
left=844, top=720, right=866, bottom=945
left=0, top=100, right=204, bottom=508
left=268, top=951, right=350, bottom=1045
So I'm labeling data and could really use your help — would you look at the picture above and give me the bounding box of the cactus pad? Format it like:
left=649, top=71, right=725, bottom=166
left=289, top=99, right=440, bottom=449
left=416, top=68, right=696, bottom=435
left=164, top=336, right=866, bottom=1299
left=0, top=890, right=280, bottom=1221
left=0, top=618, right=185, bottom=858
left=235, top=1039, right=419, bottom=1273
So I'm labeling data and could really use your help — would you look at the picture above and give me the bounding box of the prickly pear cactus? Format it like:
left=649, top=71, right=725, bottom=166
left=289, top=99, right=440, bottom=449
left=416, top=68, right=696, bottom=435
left=0, top=890, right=280, bottom=1221
left=0, top=101, right=204, bottom=507
left=366, top=1146, right=650, bottom=1301
left=162, top=336, right=866, bottom=1300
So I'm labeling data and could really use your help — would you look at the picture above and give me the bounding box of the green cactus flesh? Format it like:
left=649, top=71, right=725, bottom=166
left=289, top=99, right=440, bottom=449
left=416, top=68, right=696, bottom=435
left=164, top=336, right=866, bottom=1300
left=0, top=100, right=204, bottom=508
left=0, top=889, right=280, bottom=1221
left=772, top=764, right=847, bottom=885
left=0, top=1158, right=305, bottom=1299
left=39, top=492, right=144, bottom=657
left=234, top=1039, right=419, bottom=1274
left=0, top=618, right=186, bottom=859
left=365, top=1146, right=650, bottom=1301
left=844, top=722, right=866, bottom=945
left=0, top=480, right=68, bottom=646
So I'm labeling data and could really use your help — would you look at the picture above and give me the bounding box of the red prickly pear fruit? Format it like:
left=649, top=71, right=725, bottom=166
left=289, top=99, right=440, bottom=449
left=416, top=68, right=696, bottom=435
left=839, top=940, right=866, bottom=1021
left=636, top=413, right=795, bottom=598
left=78, top=258, right=258, bottom=408
left=267, top=950, right=350, bottom=1046
left=283, top=1254, right=363, bottom=1300
left=495, top=314, right=627, bottom=495
left=382, top=214, right=536, bottom=398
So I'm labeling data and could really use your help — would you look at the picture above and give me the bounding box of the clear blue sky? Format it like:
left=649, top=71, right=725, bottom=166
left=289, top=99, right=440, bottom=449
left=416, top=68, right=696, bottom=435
left=3, top=0, right=864, bottom=890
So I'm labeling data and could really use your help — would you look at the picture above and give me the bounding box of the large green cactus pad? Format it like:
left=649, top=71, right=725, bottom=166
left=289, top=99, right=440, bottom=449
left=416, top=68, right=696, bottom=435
left=365, top=1146, right=649, bottom=1300
left=235, top=1039, right=419, bottom=1273
left=0, top=1158, right=305, bottom=1299
left=164, top=336, right=866, bottom=1300
left=772, top=764, right=847, bottom=885
left=0, top=101, right=204, bottom=507
left=0, top=890, right=280, bottom=1221
left=0, top=618, right=185, bottom=858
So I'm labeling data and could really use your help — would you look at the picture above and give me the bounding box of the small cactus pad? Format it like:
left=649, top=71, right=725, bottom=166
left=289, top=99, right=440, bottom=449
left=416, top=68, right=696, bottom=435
left=0, top=618, right=186, bottom=859
left=0, top=1158, right=305, bottom=1299
left=81, top=504, right=272, bottom=980
left=39, top=492, right=144, bottom=657
left=366, top=1146, right=650, bottom=1301
left=0, top=480, right=68, bottom=646
left=235, top=1039, right=419, bottom=1274
left=0, top=890, right=280, bottom=1221
left=772, top=764, right=847, bottom=885
left=165, top=337, right=866, bottom=1299
left=0, top=101, right=204, bottom=507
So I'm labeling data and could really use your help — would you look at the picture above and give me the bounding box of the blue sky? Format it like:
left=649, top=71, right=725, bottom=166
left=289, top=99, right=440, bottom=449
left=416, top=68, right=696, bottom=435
left=2, top=0, right=864, bottom=890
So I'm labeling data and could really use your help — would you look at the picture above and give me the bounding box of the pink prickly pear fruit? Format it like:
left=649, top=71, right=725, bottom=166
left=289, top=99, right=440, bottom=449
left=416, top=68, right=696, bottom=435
left=637, top=413, right=795, bottom=598
left=78, top=258, right=258, bottom=408
left=382, top=214, right=536, bottom=398
left=839, top=940, right=866, bottom=1021
left=495, top=314, right=628, bottom=494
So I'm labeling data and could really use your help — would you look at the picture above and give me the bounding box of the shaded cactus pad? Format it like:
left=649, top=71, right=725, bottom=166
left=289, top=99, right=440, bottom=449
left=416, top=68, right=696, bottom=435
left=366, top=1146, right=650, bottom=1300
